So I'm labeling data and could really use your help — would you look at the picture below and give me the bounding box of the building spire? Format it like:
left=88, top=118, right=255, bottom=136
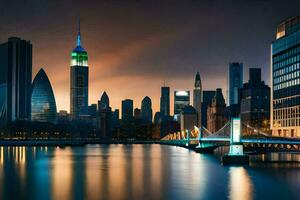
left=77, top=18, right=81, bottom=47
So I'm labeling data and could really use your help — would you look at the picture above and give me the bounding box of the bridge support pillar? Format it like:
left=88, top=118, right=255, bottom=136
left=222, top=118, right=249, bottom=165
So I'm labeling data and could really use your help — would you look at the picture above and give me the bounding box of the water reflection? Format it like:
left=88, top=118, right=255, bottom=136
left=228, top=167, right=253, bottom=200
left=1, top=146, right=300, bottom=199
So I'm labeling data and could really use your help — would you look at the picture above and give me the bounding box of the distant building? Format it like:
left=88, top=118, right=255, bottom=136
left=111, top=109, right=120, bottom=138
left=201, top=91, right=215, bottom=128
left=271, top=15, right=300, bottom=137
left=134, top=108, right=141, bottom=119
left=141, top=96, right=153, bottom=123
left=57, top=110, right=69, bottom=124
left=228, top=62, right=243, bottom=106
left=0, top=37, right=32, bottom=126
left=70, top=21, right=89, bottom=119
left=193, top=72, right=202, bottom=127
left=174, top=90, right=190, bottom=120
left=207, top=88, right=227, bottom=133
left=240, top=68, right=270, bottom=131
left=180, top=105, right=198, bottom=133
left=98, top=92, right=112, bottom=138
left=160, top=86, right=170, bottom=117
left=88, top=104, right=97, bottom=118
left=122, top=99, right=133, bottom=122
left=31, top=68, right=57, bottom=123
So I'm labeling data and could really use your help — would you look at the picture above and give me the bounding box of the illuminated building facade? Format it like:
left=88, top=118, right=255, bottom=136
left=0, top=37, right=32, bottom=126
left=31, top=68, right=57, bottom=123
left=271, top=15, right=300, bottom=137
left=70, top=21, right=89, bottom=119
left=174, top=90, right=190, bottom=120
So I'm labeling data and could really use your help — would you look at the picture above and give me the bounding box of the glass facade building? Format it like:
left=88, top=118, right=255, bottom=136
left=174, top=90, right=190, bottom=120
left=228, top=62, right=243, bottom=106
left=31, top=68, right=57, bottom=123
left=160, top=86, right=170, bottom=117
left=271, top=15, right=300, bottom=137
left=0, top=37, right=32, bottom=126
left=70, top=23, right=89, bottom=119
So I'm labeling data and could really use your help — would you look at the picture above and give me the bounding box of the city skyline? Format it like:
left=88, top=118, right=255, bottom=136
left=0, top=0, right=299, bottom=114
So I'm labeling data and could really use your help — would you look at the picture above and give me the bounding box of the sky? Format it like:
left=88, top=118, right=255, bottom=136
left=0, top=0, right=299, bottom=114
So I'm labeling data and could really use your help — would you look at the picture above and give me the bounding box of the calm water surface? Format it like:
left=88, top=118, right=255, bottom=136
left=0, top=144, right=300, bottom=200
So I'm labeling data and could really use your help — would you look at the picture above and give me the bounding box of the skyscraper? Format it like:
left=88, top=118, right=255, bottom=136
left=271, top=15, right=300, bottom=137
left=98, top=92, right=112, bottom=138
left=122, top=99, right=133, bottom=123
left=207, top=88, right=227, bottom=133
left=240, top=68, right=270, bottom=132
left=70, top=21, right=89, bottom=119
left=228, top=62, right=243, bottom=106
left=193, top=72, right=202, bottom=127
left=141, top=96, right=153, bottom=123
left=0, top=37, right=32, bottom=126
left=31, top=68, right=57, bottom=123
left=160, top=86, right=170, bottom=117
left=174, top=91, right=190, bottom=121
left=202, top=90, right=216, bottom=128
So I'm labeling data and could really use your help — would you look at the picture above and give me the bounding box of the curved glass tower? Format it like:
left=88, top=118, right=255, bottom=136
left=70, top=20, right=89, bottom=119
left=31, top=68, right=57, bottom=123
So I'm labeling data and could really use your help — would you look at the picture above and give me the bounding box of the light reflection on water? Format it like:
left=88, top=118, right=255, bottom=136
left=0, top=145, right=300, bottom=200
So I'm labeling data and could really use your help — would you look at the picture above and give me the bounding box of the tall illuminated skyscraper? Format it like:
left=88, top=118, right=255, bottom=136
left=193, top=72, right=202, bottom=127
left=70, top=21, right=89, bottom=119
left=271, top=15, right=300, bottom=137
left=228, top=62, right=243, bottom=106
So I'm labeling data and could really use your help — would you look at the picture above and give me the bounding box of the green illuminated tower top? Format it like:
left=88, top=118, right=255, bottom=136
left=71, top=20, right=88, bottom=67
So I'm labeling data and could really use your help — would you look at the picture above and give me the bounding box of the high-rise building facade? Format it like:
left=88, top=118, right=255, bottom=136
left=174, top=91, right=190, bottom=120
left=31, top=68, right=57, bottom=123
left=0, top=37, right=32, bottom=126
left=180, top=105, right=198, bottom=133
left=240, top=68, right=270, bottom=131
left=70, top=22, right=89, bottom=119
left=122, top=99, right=133, bottom=122
left=202, top=90, right=215, bottom=128
left=160, top=86, right=170, bottom=117
left=98, top=92, right=112, bottom=138
left=207, top=88, right=227, bottom=133
left=141, top=96, right=153, bottom=123
left=271, top=15, right=300, bottom=137
left=228, top=62, right=243, bottom=106
left=193, top=72, right=202, bottom=127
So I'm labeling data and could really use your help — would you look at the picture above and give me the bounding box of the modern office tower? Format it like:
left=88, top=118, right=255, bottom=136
left=193, top=72, right=202, bottom=127
left=98, top=92, right=112, bottom=138
left=202, top=91, right=216, bottom=128
left=180, top=105, right=198, bottom=133
left=141, top=96, right=153, bottom=123
left=174, top=90, right=190, bottom=120
left=122, top=99, right=133, bottom=122
left=207, top=88, right=227, bottom=133
left=228, top=62, right=243, bottom=106
left=31, top=68, right=57, bottom=123
left=111, top=109, right=120, bottom=138
left=271, top=15, right=300, bottom=137
left=70, top=21, right=89, bottom=119
left=240, top=68, right=270, bottom=132
left=0, top=37, right=32, bottom=126
left=160, top=86, right=170, bottom=117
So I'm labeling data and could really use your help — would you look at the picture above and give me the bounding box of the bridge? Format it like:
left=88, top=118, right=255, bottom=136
left=160, top=118, right=300, bottom=164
